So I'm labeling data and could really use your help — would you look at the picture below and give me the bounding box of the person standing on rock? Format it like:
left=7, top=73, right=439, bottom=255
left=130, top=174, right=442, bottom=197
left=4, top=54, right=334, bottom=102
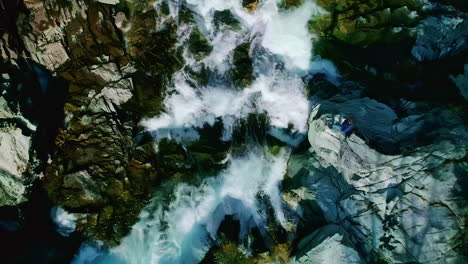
left=340, top=118, right=354, bottom=136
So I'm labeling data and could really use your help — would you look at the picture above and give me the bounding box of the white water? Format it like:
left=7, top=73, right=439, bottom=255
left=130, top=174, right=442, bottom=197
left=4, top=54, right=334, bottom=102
left=73, top=0, right=339, bottom=263
left=51, top=206, right=77, bottom=237
left=142, top=72, right=310, bottom=144
left=185, top=0, right=322, bottom=71
left=141, top=0, right=337, bottom=145
left=74, top=149, right=290, bottom=264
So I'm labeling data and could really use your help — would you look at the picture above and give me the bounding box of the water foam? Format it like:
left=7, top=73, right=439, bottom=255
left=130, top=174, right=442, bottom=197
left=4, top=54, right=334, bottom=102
left=77, top=149, right=289, bottom=264
left=73, top=1, right=342, bottom=263
left=140, top=0, right=330, bottom=145
left=51, top=206, right=77, bottom=237
left=142, top=73, right=309, bottom=143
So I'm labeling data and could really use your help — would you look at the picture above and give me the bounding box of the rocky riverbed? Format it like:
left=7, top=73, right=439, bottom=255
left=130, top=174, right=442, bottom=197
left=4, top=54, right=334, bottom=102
left=1, top=0, right=467, bottom=263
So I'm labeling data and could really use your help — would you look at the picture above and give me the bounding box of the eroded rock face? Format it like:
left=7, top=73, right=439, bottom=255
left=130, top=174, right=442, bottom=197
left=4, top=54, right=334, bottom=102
left=287, top=95, right=468, bottom=263
left=1, top=0, right=466, bottom=259
left=1, top=0, right=229, bottom=245
left=0, top=127, right=31, bottom=206
left=310, top=0, right=423, bottom=47
left=412, top=14, right=468, bottom=61
left=309, top=0, right=468, bottom=103
left=293, top=225, right=362, bottom=264
left=0, top=0, right=184, bottom=244
left=0, top=65, right=47, bottom=207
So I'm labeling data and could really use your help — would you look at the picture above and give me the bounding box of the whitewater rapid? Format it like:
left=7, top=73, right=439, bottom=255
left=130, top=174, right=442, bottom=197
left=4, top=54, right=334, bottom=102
left=76, top=149, right=290, bottom=264
left=140, top=0, right=336, bottom=145
left=72, top=0, right=338, bottom=263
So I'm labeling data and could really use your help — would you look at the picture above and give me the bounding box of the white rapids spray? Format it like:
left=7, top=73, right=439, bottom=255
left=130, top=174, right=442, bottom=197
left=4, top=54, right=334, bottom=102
left=51, top=206, right=77, bottom=237
left=73, top=0, right=339, bottom=263
left=141, top=0, right=336, bottom=145
left=74, top=149, right=290, bottom=264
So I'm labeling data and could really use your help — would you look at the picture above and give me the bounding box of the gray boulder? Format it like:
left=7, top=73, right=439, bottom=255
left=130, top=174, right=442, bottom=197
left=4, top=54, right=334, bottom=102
left=299, top=101, right=468, bottom=263
left=293, top=224, right=362, bottom=264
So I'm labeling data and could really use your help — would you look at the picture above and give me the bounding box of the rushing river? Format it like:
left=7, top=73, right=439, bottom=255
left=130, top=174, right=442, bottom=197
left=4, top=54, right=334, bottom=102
left=71, top=0, right=337, bottom=263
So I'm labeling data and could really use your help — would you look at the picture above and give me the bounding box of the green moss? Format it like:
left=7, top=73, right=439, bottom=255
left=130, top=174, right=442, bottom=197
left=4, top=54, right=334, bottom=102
left=124, top=71, right=165, bottom=119
left=118, top=0, right=151, bottom=15
left=213, top=242, right=255, bottom=264
left=160, top=1, right=170, bottom=16
left=278, top=0, right=303, bottom=9
left=156, top=138, right=194, bottom=177
left=191, top=152, right=222, bottom=170
left=229, top=42, right=254, bottom=88
left=187, top=64, right=210, bottom=86
left=159, top=138, right=185, bottom=154
left=123, top=21, right=183, bottom=119
left=106, top=178, right=125, bottom=199
left=188, top=28, right=213, bottom=60
left=310, top=0, right=422, bottom=47
left=316, top=0, right=422, bottom=13
left=242, top=0, right=257, bottom=7
left=213, top=10, right=241, bottom=30
left=179, top=4, right=196, bottom=24
left=268, top=145, right=282, bottom=156
left=307, top=14, right=333, bottom=38
left=100, top=206, right=114, bottom=223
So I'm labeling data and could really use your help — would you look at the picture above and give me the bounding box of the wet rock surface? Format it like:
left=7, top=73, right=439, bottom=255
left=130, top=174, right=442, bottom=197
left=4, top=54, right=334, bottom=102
left=1, top=0, right=177, bottom=244
left=310, top=0, right=468, bottom=103
left=0, top=0, right=230, bottom=245
left=0, top=0, right=467, bottom=262
left=281, top=73, right=468, bottom=263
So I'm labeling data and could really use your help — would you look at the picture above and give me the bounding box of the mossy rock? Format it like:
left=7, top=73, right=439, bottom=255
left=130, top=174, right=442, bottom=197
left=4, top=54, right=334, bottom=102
left=331, top=7, right=418, bottom=46
left=242, top=0, right=259, bottom=12
left=99, top=206, right=114, bottom=223
left=187, top=64, right=210, bottom=86
left=278, top=0, right=304, bottom=9
left=127, top=160, right=157, bottom=196
left=213, top=10, right=241, bottom=30
left=105, top=178, right=125, bottom=199
left=213, top=242, right=256, bottom=264
left=310, top=0, right=422, bottom=47
left=159, top=1, right=170, bottom=16
left=307, top=14, right=333, bottom=38
left=229, top=42, right=254, bottom=88
left=157, top=138, right=194, bottom=177
left=316, top=0, right=422, bottom=13
left=123, top=21, right=183, bottom=119
left=158, top=138, right=186, bottom=154
left=186, top=123, right=230, bottom=169
left=124, top=71, right=165, bottom=119
left=190, top=152, right=227, bottom=170
left=115, top=0, right=153, bottom=15
left=188, top=28, right=213, bottom=60
left=267, top=145, right=283, bottom=156
left=178, top=4, right=196, bottom=24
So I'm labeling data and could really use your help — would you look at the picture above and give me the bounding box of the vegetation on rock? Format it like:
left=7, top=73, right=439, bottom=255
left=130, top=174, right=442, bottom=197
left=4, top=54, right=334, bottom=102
left=213, top=10, right=241, bottom=30
left=229, top=42, right=254, bottom=88
left=188, top=28, right=213, bottom=60
left=278, top=0, right=303, bottom=9
left=243, top=0, right=259, bottom=12
left=308, top=0, right=467, bottom=104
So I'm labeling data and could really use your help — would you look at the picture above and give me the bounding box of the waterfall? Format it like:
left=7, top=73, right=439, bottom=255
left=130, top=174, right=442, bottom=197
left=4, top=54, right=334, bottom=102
left=79, top=149, right=289, bottom=264
left=140, top=0, right=336, bottom=144
left=73, top=0, right=338, bottom=263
